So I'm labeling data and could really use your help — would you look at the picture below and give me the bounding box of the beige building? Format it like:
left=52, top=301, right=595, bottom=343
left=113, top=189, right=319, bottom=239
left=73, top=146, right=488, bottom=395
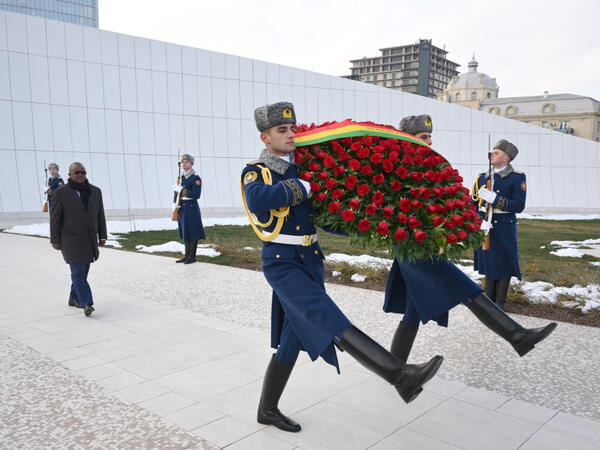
left=439, top=58, right=600, bottom=141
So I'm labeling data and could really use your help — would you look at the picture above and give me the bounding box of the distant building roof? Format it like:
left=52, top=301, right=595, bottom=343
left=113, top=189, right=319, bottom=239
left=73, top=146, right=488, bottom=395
left=448, top=56, right=497, bottom=89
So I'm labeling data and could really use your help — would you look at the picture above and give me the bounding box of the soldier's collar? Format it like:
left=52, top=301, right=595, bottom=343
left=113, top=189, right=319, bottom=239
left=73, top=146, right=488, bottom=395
left=256, top=149, right=295, bottom=175
left=183, top=168, right=196, bottom=179
left=496, top=164, right=514, bottom=178
left=50, top=174, right=59, bottom=179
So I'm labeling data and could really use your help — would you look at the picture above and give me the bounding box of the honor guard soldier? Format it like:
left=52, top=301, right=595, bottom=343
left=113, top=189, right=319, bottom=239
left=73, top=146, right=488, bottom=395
left=174, top=154, right=205, bottom=264
left=382, top=116, right=556, bottom=369
left=45, top=163, right=64, bottom=211
left=472, top=139, right=526, bottom=310
left=241, top=102, right=442, bottom=433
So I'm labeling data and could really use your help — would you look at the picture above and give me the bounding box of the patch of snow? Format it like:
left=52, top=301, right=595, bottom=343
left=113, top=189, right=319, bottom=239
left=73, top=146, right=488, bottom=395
left=590, top=262, right=600, bottom=267
left=540, top=245, right=545, bottom=249
left=517, top=281, right=600, bottom=313
left=550, top=248, right=585, bottom=258
left=350, top=273, right=367, bottom=282
left=550, top=238, right=600, bottom=247
left=135, top=241, right=220, bottom=257
left=326, top=253, right=393, bottom=270
left=332, top=271, right=341, bottom=277
left=518, top=214, right=600, bottom=220
left=104, top=240, right=122, bottom=248
left=455, top=263, right=485, bottom=281
left=242, top=247, right=255, bottom=250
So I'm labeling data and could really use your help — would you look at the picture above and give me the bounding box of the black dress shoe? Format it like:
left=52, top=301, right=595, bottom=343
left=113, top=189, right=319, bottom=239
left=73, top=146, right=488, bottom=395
left=68, top=298, right=83, bottom=308
left=84, top=305, right=95, bottom=316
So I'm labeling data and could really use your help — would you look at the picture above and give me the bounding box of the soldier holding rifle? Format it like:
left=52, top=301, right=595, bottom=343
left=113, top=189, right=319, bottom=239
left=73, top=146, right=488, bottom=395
left=43, top=162, right=64, bottom=212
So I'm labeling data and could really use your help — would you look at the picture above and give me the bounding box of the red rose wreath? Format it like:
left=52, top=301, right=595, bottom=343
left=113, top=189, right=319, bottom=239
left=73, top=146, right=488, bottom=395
left=294, top=120, right=484, bottom=262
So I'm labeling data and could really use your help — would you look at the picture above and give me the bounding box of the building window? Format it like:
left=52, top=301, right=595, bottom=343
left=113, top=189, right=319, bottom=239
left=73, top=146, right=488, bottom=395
left=542, top=122, right=550, bottom=128
left=505, top=106, right=517, bottom=116
left=559, top=120, right=570, bottom=129
left=488, top=107, right=499, bottom=115
left=455, top=93, right=460, bottom=101
left=486, top=92, right=491, bottom=99
left=471, top=92, right=477, bottom=100
left=542, top=104, right=555, bottom=114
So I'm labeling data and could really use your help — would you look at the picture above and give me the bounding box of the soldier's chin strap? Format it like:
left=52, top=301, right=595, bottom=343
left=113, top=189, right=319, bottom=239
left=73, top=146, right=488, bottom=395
left=241, top=164, right=290, bottom=242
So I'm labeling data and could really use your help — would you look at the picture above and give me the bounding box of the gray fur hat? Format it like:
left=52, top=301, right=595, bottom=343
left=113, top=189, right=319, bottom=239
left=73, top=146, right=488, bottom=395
left=399, top=115, right=433, bottom=135
left=254, top=102, right=296, bottom=132
left=494, top=139, right=518, bottom=160
left=48, top=163, right=59, bottom=170
left=181, top=154, right=195, bottom=164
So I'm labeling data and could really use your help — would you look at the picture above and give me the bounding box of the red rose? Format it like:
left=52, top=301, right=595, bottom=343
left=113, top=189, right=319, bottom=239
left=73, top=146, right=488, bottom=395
left=399, top=198, right=411, bottom=212
left=373, top=192, right=384, bottom=205
left=345, top=175, right=358, bottom=190
left=349, top=198, right=360, bottom=210
left=413, top=155, right=424, bottom=166
left=300, top=172, right=313, bottom=181
left=414, top=230, right=427, bottom=242
left=363, top=136, right=373, bottom=147
left=466, top=223, right=476, bottom=232
left=383, top=206, right=394, bottom=218
left=372, top=145, right=385, bottom=153
left=323, top=155, right=336, bottom=168
left=361, top=164, right=373, bottom=175
left=446, top=200, right=456, bottom=209
left=397, top=213, right=407, bottom=224
left=350, top=142, right=362, bottom=152
left=338, top=151, right=351, bottom=162
left=308, top=162, right=321, bottom=171
left=408, top=216, right=422, bottom=229
left=310, top=182, right=321, bottom=192
left=341, top=209, right=355, bottom=222
left=328, top=201, right=341, bottom=213
left=419, top=187, right=431, bottom=199
left=432, top=216, right=444, bottom=227
left=332, top=189, right=344, bottom=199
left=446, top=233, right=458, bottom=244
left=394, top=228, right=408, bottom=242
left=349, top=159, right=361, bottom=171
left=372, top=174, right=385, bottom=184
left=391, top=180, right=402, bottom=191
left=316, top=150, right=327, bottom=160
left=455, top=199, right=466, bottom=210
left=357, top=184, right=370, bottom=196
left=370, top=153, right=383, bottom=165
left=409, top=187, right=420, bottom=197
left=376, top=221, right=389, bottom=236
left=411, top=200, right=423, bottom=210
left=332, top=143, right=343, bottom=153
left=365, top=203, right=378, bottom=215
left=294, top=153, right=304, bottom=164
left=409, top=171, right=423, bottom=182
left=457, top=230, right=468, bottom=240
left=432, top=187, right=443, bottom=198
left=402, top=155, right=413, bottom=165
left=325, top=179, right=337, bottom=191
left=395, top=167, right=408, bottom=179
left=358, top=219, right=371, bottom=231
left=452, top=214, right=464, bottom=226
left=314, top=192, right=327, bottom=202
left=445, top=219, right=455, bottom=229
left=357, top=147, right=370, bottom=159
left=426, top=204, right=437, bottom=214
left=389, top=151, right=399, bottom=162
left=382, top=159, right=394, bottom=173
left=333, top=165, right=345, bottom=177
left=424, top=170, right=436, bottom=182
left=317, top=171, right=329, bottom=180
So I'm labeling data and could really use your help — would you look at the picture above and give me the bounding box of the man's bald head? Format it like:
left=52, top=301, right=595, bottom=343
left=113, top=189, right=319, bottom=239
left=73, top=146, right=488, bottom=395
left=68, top=162, right=87, bottom=183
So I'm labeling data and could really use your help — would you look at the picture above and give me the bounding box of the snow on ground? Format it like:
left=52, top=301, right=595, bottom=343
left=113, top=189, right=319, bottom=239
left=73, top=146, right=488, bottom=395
left=590, top=262, right=600, bottom=267
left=550, top=248, right=586, bottom=258
left=350, top=273, right=367, bottom=282
left=326, top=253, right=393, bottom=270
left=135, top=241, right=220, bottom=257
left=518, top=281, right=600, bottom=313
left=331, top=271, right=341, bottom=277
left=518, top=213, right=600, bottom=220
left=547, top=238, right=600, bottom=259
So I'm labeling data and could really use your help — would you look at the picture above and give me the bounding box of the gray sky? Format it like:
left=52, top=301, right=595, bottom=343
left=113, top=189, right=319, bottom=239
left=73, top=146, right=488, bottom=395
left=100, top=0, right=599, bottom=100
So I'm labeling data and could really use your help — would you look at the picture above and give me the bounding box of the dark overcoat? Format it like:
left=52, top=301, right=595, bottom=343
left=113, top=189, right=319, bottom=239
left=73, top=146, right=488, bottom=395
left=50, top=183, right=107, bottom=264
left=177, top=171, right=206, bottom=242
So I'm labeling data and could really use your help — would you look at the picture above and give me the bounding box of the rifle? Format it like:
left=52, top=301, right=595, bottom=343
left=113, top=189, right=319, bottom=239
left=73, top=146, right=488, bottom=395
left=482, top=134, right=494, bottom=250
left=43, top=160, right=49, bottom=213
left=171, top=152, right=182, bottom=221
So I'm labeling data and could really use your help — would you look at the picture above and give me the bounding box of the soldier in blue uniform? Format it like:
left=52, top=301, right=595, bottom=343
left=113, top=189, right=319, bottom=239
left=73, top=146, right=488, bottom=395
left=174, top=154, right=205, bottom=264
left=472, top=140, right=526, bottom=310
left=45, top=163, right=64, bottom=211
left=242, top=102, right=443, bottom=433
left=383, top=116, right=556, bottom=368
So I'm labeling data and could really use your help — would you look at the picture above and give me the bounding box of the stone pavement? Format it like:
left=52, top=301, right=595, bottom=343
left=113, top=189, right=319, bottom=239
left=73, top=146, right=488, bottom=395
left=1, top=232, right=599, bottom=449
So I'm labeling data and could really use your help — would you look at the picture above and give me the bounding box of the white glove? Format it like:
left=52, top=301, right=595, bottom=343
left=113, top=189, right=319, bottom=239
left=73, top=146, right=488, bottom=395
left=41, top=186, right=49, bottom=193
left=172, top=184, right=182, bottom=193
left=478, top=187, right=497, bottom=204
left=171, top=203, right=180, bottom=211
left=480, top=220, right=493, bottom=232
left=299, top=179, right=311, bottom=195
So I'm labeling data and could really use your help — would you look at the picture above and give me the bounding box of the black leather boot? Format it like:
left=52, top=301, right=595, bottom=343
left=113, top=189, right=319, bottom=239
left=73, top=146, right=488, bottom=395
left=184, top=241, right=197, bottom=264
left=484, top=278, right=497, bottom=304
left=176, top=242, right=189, bottom=263
left=494, top=277, right=511, bottom=311
left=468, top=292, right=557, bottom=357
left=257, top=355, right=301, bottom=432
left=390, top=322, right=419, bottom=362
left=338, top=326, right=443, bottom=404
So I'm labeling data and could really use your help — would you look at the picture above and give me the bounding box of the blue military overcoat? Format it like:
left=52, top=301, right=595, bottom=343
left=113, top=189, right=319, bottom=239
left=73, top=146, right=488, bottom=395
left=177, top=170, right=206, bottom=242
left=47, top=175, right=64, bottom=209
left=473, top=167, right=526, bottom=280
left=383, top=256, right=483, bottom=327
left=242, top=151, right=351, bottom=371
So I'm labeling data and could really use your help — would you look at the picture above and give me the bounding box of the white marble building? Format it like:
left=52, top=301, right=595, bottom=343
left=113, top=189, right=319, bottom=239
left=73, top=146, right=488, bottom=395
left=1, top=10, right=599, bottom=219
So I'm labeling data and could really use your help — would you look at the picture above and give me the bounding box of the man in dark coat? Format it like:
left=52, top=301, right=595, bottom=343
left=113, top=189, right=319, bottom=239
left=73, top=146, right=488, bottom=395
left=50, top=162, right=107, bottom=316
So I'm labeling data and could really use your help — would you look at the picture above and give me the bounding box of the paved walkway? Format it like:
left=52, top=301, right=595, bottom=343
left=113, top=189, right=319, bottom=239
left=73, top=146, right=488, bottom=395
left=1, top=233, right=599, bottom=449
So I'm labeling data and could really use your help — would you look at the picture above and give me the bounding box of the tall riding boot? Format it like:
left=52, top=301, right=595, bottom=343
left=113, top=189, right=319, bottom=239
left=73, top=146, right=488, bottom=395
left=338, top=326, right=443, bottom=404
left=257, top=355, right=301, bottom=432
left=484, top=278, right=498, bottom=304
left=390, top=321, right=419, bottom=362
left=467, top=292, right=557, bottom=357
left=184, top=241, right=198, bottom=264
left=176, top=241, right=190, bottom=263
left=494, top=277, right=511, bottom=311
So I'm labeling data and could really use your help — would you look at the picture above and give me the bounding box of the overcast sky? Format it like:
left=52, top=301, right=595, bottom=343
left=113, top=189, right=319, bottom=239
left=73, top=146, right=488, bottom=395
left=100, top=0, right=599, bottom=100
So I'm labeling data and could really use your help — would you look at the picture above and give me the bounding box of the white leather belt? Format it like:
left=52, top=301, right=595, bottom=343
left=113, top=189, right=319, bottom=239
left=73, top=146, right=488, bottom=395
left=181, top=197, right=193, bottom=200
left=493, top=209, right=510, bottom=214
left=262, top=231, right=317, bottom=246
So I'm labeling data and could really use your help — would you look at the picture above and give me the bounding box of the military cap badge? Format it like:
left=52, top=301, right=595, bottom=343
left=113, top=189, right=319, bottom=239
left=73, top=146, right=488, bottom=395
left=244, top=171, right=258, bottom=185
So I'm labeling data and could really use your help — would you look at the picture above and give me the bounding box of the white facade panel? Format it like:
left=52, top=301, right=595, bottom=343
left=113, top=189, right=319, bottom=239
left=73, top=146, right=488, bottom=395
left=64, top=23, right=84, bottom=61
left=69, top=106, right=89, bottom=152
left=85, top=62, right=104, bottom=108
left=6, top=11, right=28, bottom=53
left=9, top=52, right=31, bottom=102
left=134, top=37, right=151, bottom=70
left=28, top=54, right=51, bottom=103
left=31, top=103, right=53, bottom=151
left=100, top=31, right=119, bottom=66
left=26, top=15, right=47, bottom=56
left=87, top=107, right=106, bottom=153
left=0, top=52, right=10, bottom=100
left=12, top=102, right=34, bottom=150
left=102, top=65, right=121, bottom=109
left=119, top=67, right=137, bottom=111
left=117, top=34, right=135, bottom=68
left=51, top=105, right=71, bottom=151
left=135, top=69, right=153, bottom=112
left=82, top=27, right=102, bottom=63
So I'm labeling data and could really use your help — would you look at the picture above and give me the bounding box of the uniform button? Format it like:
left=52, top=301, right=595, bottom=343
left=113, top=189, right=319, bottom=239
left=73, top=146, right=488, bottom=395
left=494, top=220, right=498, bottom=224
left=496, top=189, right=500, bottom=193
left=276, top=254, right=280, bottom=258
left=296, top=225, right=300, bottom=230
left=301, top=254, right=304, bottom=258
left=314, top=250, right=318, bottom=255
